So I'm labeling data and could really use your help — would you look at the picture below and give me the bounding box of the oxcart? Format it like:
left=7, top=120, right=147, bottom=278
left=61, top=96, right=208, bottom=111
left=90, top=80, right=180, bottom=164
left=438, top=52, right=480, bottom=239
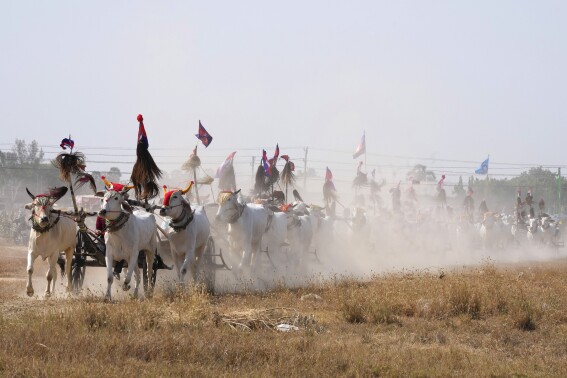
left=54, top=198, right=233, bottom=295
left=57, top=202, right=172, bottom=294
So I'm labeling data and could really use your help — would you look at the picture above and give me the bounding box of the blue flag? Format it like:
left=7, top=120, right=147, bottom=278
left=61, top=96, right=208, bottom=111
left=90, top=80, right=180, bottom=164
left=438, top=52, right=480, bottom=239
left=475, top=157, right=489, bottom=175
left=195, top=120, right=213, bottom=147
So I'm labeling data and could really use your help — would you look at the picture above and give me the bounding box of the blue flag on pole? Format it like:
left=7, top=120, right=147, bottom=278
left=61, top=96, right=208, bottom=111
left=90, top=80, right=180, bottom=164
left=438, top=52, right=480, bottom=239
left=475, top=157, right=489, bottom=175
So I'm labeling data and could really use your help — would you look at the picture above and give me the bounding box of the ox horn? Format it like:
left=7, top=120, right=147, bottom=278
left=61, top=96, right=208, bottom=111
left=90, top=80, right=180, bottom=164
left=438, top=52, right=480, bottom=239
left=26, top=187, right=35, bottom=200
left=101, top=176, right=112, bottom=189
left=181, top=181, right=194, bottom=194
left=120, top=185, right=135, bottom=193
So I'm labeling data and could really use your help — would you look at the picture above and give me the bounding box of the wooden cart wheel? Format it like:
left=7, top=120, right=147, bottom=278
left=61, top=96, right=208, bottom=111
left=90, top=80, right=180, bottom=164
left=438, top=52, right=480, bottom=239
left=71, top=256, right=86, bottom=291
left=201, top=237, right=216, bottom=294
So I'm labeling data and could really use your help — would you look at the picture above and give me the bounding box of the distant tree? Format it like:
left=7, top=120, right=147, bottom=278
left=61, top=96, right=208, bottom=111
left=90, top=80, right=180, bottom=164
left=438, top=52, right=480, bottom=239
left=453, top=176, right=465, bottom=196
left=12, top=139, right=44, bottom=166
left=0, top=139, right=55, bottom=207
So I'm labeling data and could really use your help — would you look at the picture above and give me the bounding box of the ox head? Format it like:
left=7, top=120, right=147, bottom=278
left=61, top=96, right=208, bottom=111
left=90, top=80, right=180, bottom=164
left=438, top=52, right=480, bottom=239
left=159, top=181, right=193, bottom=218
left=24, top=187, right=68, bottom=228
left=98, top=185, right=134, bottom=220
left=215, top=189, right=242, bottom=223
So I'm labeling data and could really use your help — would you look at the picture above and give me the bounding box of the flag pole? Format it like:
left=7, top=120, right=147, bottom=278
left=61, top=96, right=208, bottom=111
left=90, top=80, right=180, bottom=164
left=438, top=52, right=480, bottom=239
left=364, top=130, right=367, bottom=172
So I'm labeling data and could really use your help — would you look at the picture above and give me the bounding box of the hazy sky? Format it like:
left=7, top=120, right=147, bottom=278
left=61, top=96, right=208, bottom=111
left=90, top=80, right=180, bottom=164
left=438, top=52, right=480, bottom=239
left=2, top=1, right=566, bottom=185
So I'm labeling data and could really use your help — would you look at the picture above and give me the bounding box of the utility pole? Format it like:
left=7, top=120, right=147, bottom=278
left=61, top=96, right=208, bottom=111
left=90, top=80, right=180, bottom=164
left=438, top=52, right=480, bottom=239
left=557, top=167, right=561, bottom=214
left=251, top=156, right=256, bottom=185
left=303, top=147, right=309, bottom=191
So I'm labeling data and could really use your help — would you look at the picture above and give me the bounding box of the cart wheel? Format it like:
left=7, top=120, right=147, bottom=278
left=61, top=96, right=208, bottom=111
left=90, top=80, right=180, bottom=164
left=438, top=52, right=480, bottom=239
left=71, top=255, right=86, bottom=291
left=201, top=237, right=216, bottom=294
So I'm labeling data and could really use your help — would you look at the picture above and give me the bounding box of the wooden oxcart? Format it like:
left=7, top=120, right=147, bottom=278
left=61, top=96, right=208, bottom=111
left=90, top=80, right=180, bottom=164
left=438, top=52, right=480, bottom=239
left=58, top=203, right=172, bottom=294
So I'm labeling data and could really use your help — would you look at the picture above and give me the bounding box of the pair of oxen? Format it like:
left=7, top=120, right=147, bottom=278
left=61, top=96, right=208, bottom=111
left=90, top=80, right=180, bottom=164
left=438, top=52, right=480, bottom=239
left=24, top=181, right=206, bottom=300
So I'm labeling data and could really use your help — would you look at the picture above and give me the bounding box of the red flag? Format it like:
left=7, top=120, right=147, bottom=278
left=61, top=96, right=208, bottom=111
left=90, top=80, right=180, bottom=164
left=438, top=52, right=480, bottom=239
left=269, top=144, right=279, bottom=166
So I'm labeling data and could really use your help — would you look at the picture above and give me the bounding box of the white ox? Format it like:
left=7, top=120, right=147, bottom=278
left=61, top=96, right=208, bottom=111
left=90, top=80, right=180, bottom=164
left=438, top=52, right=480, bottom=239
left=262, top=210, right=288, bottom=265
left=284, top=203, right=313, bottom=266
left=308, top=204, right=335, bottom=255
left=98, top=188, right=156, bottom=300
left=539, top=216, right=559, bottom=246
left=160, top=182, right=210, bottom=284
left=216, top=190, right=269, bottom=268
left=479, top=212, right=503, bottom=250
left=24, top=187, right=76, bottom=297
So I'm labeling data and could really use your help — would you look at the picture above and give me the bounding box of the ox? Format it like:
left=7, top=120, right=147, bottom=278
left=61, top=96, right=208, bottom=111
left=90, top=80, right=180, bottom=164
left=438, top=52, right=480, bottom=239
left=216, top=190, right=269, bottom=268
left=526, top=217, right=540, bottom=244
left=284, top=204, right=313, bottom=267
left=479, top=212, right=503, bottom=250
left=261, top=209, right=288, bottom=266
left=98, top=187, right=156, bottom=300
left=308, top=204, right=335, bottom=255
left=539, top=216, right=559, bottom=246
left=24, top=187, right=76, bottom=297
left=160, top=182, right=210, bottom=284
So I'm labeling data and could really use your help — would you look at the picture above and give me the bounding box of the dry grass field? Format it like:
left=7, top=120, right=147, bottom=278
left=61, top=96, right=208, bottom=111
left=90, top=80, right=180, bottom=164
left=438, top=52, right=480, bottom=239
left=1, top=241, right=567, bottom=377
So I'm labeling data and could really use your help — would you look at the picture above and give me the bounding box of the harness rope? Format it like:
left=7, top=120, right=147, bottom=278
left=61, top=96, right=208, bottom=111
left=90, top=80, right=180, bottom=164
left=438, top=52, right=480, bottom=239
left=169, top=205, right=195, bottom=232
left=105, top=212, right=130, bottom=233
left=30, top=211, right=61, bottom=233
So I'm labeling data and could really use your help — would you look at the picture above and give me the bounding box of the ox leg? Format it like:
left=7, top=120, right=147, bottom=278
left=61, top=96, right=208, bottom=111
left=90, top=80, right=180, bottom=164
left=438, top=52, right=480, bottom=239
left=190, top=244, right=206, bottom=283
left=26, top=252, right=37, bottom=297
left=132, top=264, right=140, bottom=299
left=105, top=252, right=114, bottom=300
left=250, top=241, right=261, bottom=268
left=45, top=254, right=58, bottom=297
left=174, top=253, right=184, bottom=283
left=122, top=249, right=139, bottom=292
left=144, top=249, right=155, bottom=298
left=64, top=247, right=73, bottom=293
left=239, top=241, right=253, bottom=269
left=181, top=241, right=197, bottom=284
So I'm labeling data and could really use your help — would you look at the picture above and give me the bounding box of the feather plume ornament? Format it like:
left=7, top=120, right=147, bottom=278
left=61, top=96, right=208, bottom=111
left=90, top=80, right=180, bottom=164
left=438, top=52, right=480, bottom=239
left=131, top=114, right=162, bottom=200
left=254, top=165, right=280, bottom=195
left=280, top=160, right=295, bottom=187
left=254, top=165, right=267, bottom=195
left=280, top=158, right=295, bottom=203
left=182, top=145, right=201, bottom=171
left=52, top=137, right=96, bottom=214
left=292, top=189, right=304, bottom=203
left=52, top=150, right=97, bottom=194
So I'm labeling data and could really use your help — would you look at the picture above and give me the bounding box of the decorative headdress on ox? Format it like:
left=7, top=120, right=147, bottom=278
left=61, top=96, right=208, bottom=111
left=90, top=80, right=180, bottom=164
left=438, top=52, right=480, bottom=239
left=131, top=114, right=162, bottom=200
left=26, top=186, right=68, bottom=204
left=101, top=176, right=134, bottom=193
left=162, top=182, right=194, bottom=206
left=52, top=136, right=96, bottom=193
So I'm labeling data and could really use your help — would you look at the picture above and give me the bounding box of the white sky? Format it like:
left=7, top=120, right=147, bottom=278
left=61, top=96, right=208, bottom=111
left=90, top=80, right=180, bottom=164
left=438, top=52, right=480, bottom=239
left=2, top=1, right=566, bottom=188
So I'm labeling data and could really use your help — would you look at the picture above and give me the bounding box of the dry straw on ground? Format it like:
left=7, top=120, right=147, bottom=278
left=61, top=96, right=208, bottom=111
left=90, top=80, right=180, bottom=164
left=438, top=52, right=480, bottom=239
left=1, top=254, right=567, bottom=376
